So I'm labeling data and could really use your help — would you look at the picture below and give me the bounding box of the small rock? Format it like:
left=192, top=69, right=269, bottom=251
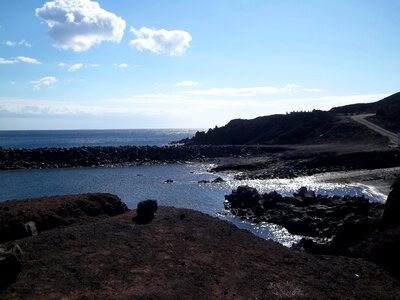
left=212, top=177, right=225, bottom=183
left=198, top=180, right=210, bottom=184
left=24, top=221, right=38, bottom=237
left=164, top=179, right=174, bottom=183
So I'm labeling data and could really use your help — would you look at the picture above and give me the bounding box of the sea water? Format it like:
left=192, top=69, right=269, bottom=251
left=0, top=129, right=388, bottom=246
left=0, top=163, right=387, bottom=247
left=0, top=129, right=200, bottom=148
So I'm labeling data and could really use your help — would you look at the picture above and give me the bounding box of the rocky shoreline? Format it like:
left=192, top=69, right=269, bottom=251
left=2, top=144, right=400, bottom=185
left=0, top=145, right=287, bottom=170
left=2, top=194, right=400, bottom=299
left=224, top=177, right=400, bottom=277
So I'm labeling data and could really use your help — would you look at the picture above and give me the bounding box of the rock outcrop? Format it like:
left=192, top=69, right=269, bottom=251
left=224, top=186, right=383, bottom=239
left=381, top=177, right=400, bottom=227
left=0, top=193, right=128, bottom=243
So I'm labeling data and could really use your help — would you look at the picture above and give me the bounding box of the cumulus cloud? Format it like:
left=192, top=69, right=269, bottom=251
left=113, top=63, right=128, bottom=68
left=16, top=56, right=41, bottom=64
left=175, top=81, right=199, bottom=87
left=130, top=27, right=192, bottom=56
left=68, top=63, right=84, bottom=72
left=36, top=0, right=126, bottom=52
left=30, top=76, right=57, bottom=90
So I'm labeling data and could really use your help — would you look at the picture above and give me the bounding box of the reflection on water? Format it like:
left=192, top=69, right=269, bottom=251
left=0, top=163, right=388, bottom=247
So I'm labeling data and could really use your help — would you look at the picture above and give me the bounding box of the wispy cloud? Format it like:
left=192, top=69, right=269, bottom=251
left=180, top=84, right=324, bottom=97
left=30, top=76, right=57, bottom=90
left=68, top=63, right=84, bottom=72
left=36, top=0, right=126, bottom=52
left=0, top=56, right=41, bottom=65
left=113, top=63, right=128, bottom=68
left=16, top=56, right=41, bottom=64
left=65, top=63, right=100, bottom=72
left=0, top=58, right=18, bottom=65
left=130, top=27, right=192, bottom=56
left=3, top=40, right=32, bottom=47
left=0, top=93, right=390, bottom=129
left=175, top=81, right=199, bottom=87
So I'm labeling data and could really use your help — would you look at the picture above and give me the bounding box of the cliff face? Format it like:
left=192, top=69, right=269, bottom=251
left=1, top=196, right=400, bottom=299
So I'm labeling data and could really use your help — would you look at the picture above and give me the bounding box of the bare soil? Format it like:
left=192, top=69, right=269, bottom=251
left=1, top=203, right=400, bottom=299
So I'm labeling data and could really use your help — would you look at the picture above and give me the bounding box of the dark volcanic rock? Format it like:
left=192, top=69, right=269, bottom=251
left=0, top=193, right=128, bottom=243
left=347, top=225, right=400, bottom=277
left=0, top=145, right=289, bottom=171
left=132, top=200, right=158, bottom=224
left=381, top=177, right=400, bottom=227
left=0, top=244, right=22, bottom=290
left=225, top=186, right=384, bottom=239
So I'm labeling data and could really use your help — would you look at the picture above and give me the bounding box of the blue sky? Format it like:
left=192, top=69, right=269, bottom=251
left=0, top=0, right=399, bottom=130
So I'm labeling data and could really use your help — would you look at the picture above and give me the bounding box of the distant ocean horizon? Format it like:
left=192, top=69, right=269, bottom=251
left=0, top=129, right=203, bottom=149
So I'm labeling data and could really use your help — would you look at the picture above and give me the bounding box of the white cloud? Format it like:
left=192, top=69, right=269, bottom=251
left=1, top=56, right=41, bottom=65
left=3, top=40, right=32, bottom=47
left=36, top=0, right=126, bottom=52
left=19, top=40, right=32, bottom=47
left=58, top=62, right=67, bottom=67
left=30, top=76, right=57, bottom=90
left=0, top=58, right=18, bottom=64
left=113, top=63, right=128, bottom=68
left=175, top=81, right=199, bottom=87
left=68, top=63, right=84, bottom=72
left=16, top=56, right=41, bottom=64
left=66, top=63, right=99, bottom=71
left=130, top=27, right=192, bottom=56
left=3, top=41, right=16, bottom=46
left=0, top=93, right=390, bottom=129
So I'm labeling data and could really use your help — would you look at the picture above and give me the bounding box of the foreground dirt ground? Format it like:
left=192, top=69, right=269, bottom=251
left=2, top=206, right=400, bottom=300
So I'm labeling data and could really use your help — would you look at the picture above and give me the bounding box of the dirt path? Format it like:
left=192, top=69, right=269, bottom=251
left=351, top=114, right=399, bottom=145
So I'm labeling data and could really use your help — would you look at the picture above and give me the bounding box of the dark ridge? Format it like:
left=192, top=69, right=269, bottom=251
left=181, top=92, right=400, bottom=146
left=331, top=92, right=400, bottom=132
left=182, top=110, right=386, bottom=146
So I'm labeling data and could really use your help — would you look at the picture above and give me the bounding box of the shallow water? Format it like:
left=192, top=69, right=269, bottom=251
left=0, top=163, right=387, bottom=246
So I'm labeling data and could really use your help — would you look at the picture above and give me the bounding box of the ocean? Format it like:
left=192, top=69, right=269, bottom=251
left=0, top=129, right=388, bottom=246
left=0, top=129, right=200, bottom=149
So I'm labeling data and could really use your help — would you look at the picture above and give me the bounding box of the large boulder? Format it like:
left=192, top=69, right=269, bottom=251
left=0, top=244, right=22, bottom=290
left=132, top=200, right=158, bottom=224
left=381, top=177, right=400, bottom=227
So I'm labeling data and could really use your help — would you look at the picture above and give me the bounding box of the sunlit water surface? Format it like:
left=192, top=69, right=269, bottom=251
left=0, top=163, right=387, bottom=247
